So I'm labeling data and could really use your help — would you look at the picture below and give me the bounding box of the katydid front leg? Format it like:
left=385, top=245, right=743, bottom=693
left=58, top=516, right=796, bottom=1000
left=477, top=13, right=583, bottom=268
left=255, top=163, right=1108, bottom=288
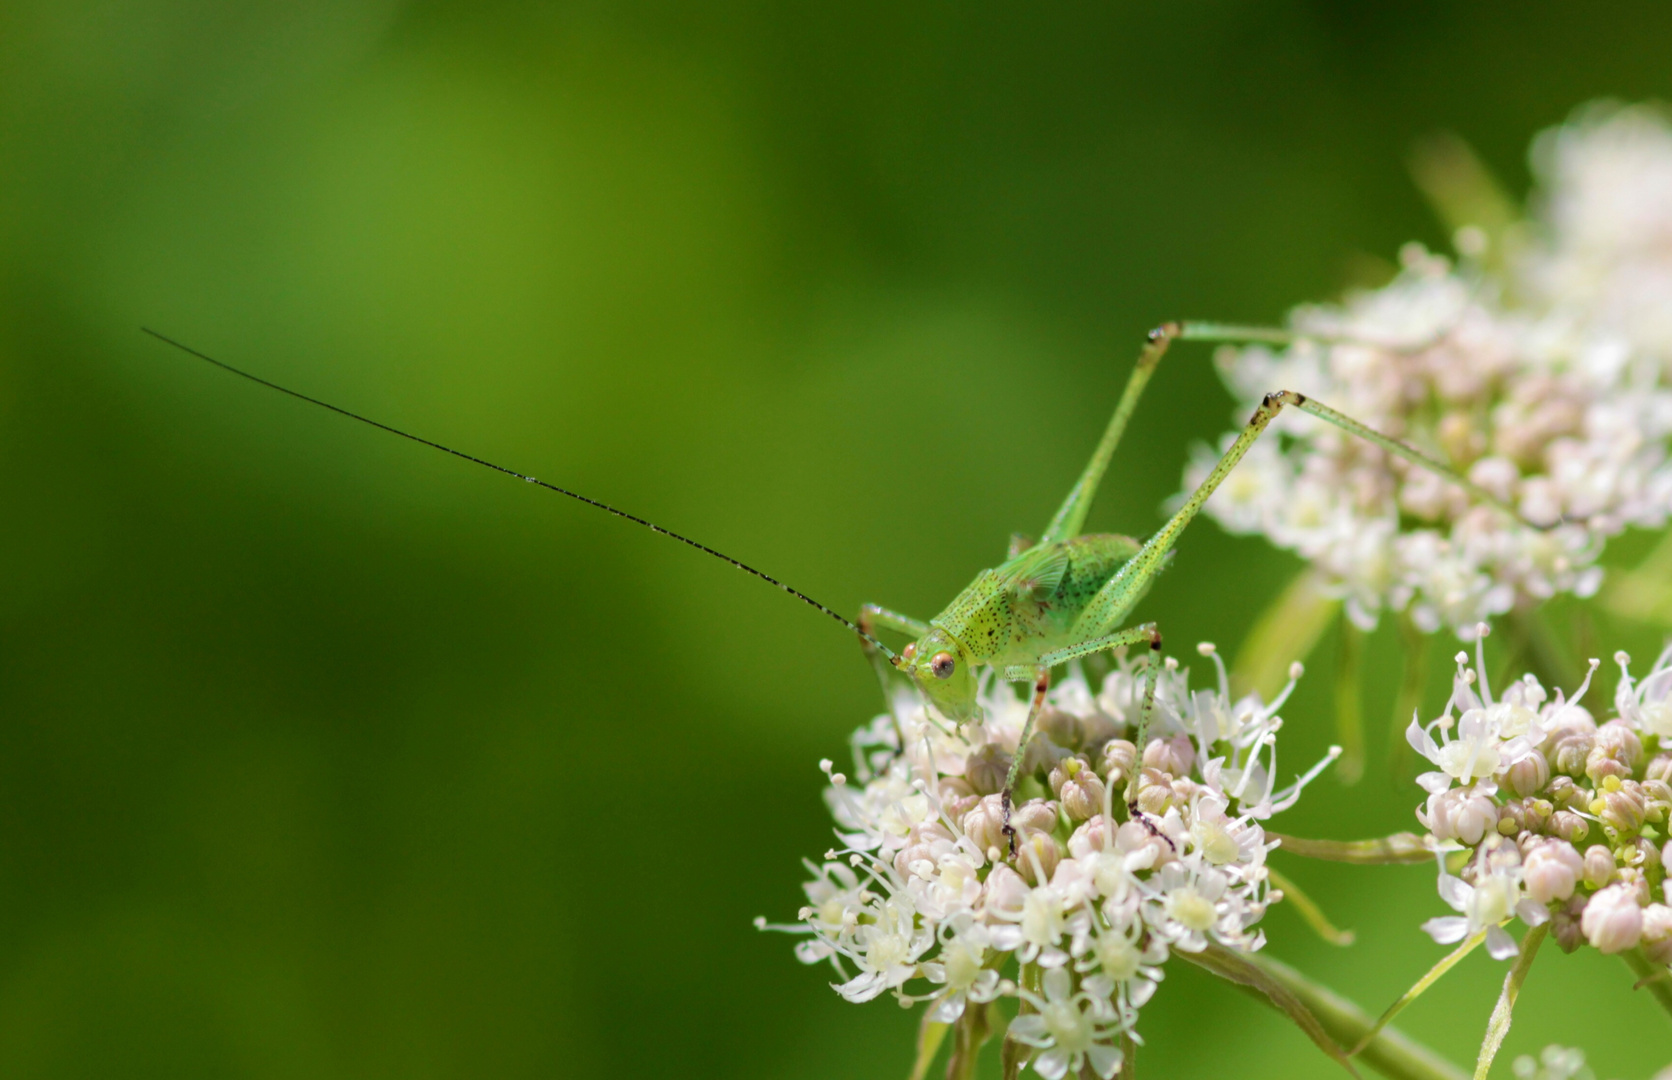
left=1000, top=668, right=1050, bottom=857
left=857, top=602, right=930, bottom=703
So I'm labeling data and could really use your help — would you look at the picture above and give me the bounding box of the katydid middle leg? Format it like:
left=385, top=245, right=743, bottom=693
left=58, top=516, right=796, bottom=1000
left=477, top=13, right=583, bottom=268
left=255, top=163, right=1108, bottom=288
left=998, top=623, right=1162, bottom=854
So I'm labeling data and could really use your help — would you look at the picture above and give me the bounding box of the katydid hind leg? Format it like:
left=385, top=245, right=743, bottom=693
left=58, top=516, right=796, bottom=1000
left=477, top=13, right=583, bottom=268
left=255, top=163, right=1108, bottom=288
left=1070, top=382, right=1528, bottom=647
left=1038, top=325, right=1181, bottom=546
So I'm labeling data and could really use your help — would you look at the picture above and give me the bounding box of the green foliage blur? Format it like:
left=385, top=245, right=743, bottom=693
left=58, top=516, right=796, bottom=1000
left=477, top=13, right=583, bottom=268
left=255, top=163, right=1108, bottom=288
left=4, top=3, right=1672, bottom=1077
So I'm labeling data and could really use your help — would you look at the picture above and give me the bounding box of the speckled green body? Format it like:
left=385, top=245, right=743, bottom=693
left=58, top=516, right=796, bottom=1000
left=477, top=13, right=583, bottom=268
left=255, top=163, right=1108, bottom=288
left=929, top=533, right=1144, bottom=671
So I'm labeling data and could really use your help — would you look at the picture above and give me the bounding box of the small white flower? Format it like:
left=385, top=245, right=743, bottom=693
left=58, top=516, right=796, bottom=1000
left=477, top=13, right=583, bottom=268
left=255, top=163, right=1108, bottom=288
left=1421, top=840, right=1547, bottom=961
left=921, top=915, right=1005, bottom=1022
left=1008, top=967, right=1125, bottom=1080
left=1141, top=856, right=1255, bottom=953
left=1613, top=644, right=1672, bottom=738
left=831, top=893, right=935, bottom=1003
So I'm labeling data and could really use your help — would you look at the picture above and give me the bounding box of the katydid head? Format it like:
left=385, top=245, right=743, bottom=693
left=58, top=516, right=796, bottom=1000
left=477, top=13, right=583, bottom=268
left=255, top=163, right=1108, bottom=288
left=899, top=627, right=978, bottom=723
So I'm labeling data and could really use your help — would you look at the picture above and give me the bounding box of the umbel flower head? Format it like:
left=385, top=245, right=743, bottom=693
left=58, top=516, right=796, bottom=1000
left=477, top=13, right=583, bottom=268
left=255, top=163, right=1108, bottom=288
left=760, top=646, right=1338, bottom=1078
left=1406, top=625, right=1672, bottom=966
left=1180, top=103, right=1672, bottom=639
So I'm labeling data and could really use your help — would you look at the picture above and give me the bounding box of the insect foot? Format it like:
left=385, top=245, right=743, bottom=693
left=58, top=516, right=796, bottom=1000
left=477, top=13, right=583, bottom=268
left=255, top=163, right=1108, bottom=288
left=760, top=643, right=1334, bottom=1076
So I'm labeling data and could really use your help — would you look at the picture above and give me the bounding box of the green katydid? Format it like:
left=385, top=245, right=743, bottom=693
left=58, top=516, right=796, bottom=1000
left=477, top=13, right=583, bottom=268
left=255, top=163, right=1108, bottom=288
left=141, top=322, right=1527, bottom=850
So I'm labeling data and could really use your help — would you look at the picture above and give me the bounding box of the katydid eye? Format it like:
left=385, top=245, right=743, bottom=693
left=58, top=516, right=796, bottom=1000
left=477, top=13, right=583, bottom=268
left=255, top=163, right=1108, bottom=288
left=930, top=652, right=956, bottom=680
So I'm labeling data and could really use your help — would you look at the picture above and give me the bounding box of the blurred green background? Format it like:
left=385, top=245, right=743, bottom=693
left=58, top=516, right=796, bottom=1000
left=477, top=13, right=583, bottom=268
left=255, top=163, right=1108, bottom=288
left=5, top=3, right=1672, bottom=1077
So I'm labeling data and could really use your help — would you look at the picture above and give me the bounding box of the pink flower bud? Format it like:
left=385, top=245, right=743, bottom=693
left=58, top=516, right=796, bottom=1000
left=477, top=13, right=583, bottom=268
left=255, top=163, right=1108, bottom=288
left=964, top=745, right=1012, bottom=796
left=1504, top=752, right=1550, bottom=798
left=1551, top=894, right=1587, bottom=953
left=1642, top=904, right=1672, bottom=965
left=1142, top=734, right=1194, bottom=778
left=1581, top=883, right=1645, bottom=954
left=1015, top=831, right=1062, bottom=885
left=1421, top=786, right=1498, bottom=846
left=1644, top=778, right=1672, bottom=822
left=1060, top=771, right=1106, bottom=823
left=1523, top=840, right=1583, bottom=904
left=983, top=863, right=1029, bottom=916
left=1135, top=767, right=1174, bottom=816
left=1646, top=752, right=1672, bottom=785
left=1037, top=706, right=1084, bottom=751
left=1548, top=810, right=1590, bottom=844
left=1545, top=775, right=1585, bottom=810
left=1012, top=798, right=1058, bottom=835
left=1551, top=727, right=1595, bottom=778
left=1589, top=720, right=1644, bottom=778
left=1598, top=781, right=1648, bottom=835
left=1583, top=844, right=1617, bottom=889
left=1067, top=815, right=1111, bottom=860
left=1101, top=739, right=1137, bottom=786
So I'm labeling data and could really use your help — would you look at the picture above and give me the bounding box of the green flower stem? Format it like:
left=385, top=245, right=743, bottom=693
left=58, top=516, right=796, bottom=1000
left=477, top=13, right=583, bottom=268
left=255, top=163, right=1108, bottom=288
left=1622, top=949, right=1672, bottom=1023
left=1244, top=955, right=1468, bottom=1080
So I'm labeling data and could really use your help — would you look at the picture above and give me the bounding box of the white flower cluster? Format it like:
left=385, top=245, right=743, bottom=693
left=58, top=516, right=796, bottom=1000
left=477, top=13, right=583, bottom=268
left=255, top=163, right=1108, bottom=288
left=1512, top=1045, right=1600, bottom=1080
left=762, top=647, right=1337, bottom=1079
left=1183, top=104, right=1672, bottom=638
left=1406, top=626, right=1672, bottom=965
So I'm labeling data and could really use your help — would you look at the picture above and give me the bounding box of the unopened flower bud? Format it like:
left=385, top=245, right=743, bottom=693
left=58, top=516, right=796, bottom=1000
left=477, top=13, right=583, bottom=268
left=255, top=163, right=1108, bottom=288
left=1645, top=752, right=1672, bottom=785
left=983, top=863, right=1028, bottom=916
left=1067, top=815, right=1111, bottom=859
left=1597, top=781, right=1648, bottom=835
left=1551, top=894, right=1587, bottom=953
left=1047, top=756, right=1081, bottom=798
left=1581, top=883, right=1645, bottom=953
left=1497, top=800, right=1529, bottom=835
left=1012, top=798, right=1058, bottom=836
left=1548, top=810, right=1590, bottom=844
left=1015, top=831, right=1062, bottom=885
left=1135, top=767, right=1174, bottom=816
left=1643, top=779, right=1672, bottom=823
left=1142, top=734, right=1195, bottom=778
left=1631, top=836, right=1663, bottom=875
left=1552, top=727, right=1595, bottom=778
left=1101, top=739, right=1137, bottom=787
left=1059, top=769, right=1106, bottom=822
left=1644, top=904, right=1672, bottom=965
left=1619, top=867, right=1653, bottom=907
left=964, top=744, right=1012, bottom=796
left=962, top=795, right=1007, bottom=858
left=1583, top=844, right=1617, bottom=889
left=1545, top=775, right=1585, bottom=810
left=1523, top=840, right=1584, bottom=904
left=895, top=829, right=946, bottom=879
left=1421, top=785, right=1498, bottom=846
left=937, top=779, right=981, bottom=820
left=1037, top=706, right=1084, bottom=751
left=1587, top=720, right=1644, bottom=782
left=1503, top=752, right=1550, bottom=799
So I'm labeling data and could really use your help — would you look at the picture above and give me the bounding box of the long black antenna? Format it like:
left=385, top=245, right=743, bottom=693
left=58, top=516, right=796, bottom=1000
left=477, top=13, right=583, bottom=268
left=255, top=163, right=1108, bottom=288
left=141, top=328, right=896, bottom=661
